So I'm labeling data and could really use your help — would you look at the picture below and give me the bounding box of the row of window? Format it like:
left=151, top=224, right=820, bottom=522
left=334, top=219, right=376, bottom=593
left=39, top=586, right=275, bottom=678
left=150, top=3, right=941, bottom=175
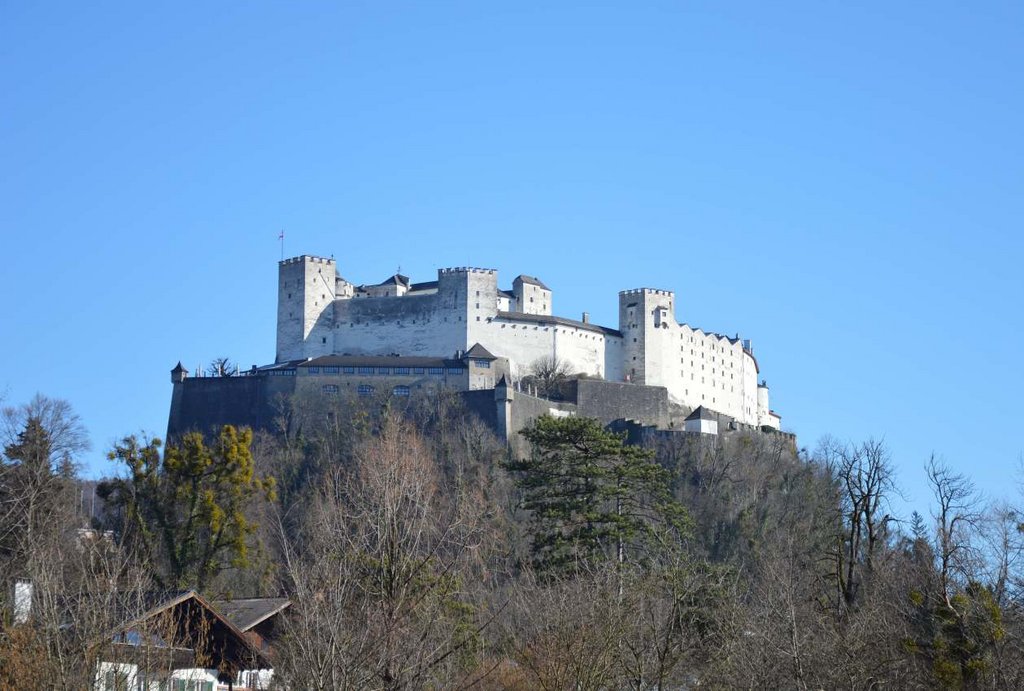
left=322, top=384, right=411, bottom=397
left=306, top=366, right=464, bottom=376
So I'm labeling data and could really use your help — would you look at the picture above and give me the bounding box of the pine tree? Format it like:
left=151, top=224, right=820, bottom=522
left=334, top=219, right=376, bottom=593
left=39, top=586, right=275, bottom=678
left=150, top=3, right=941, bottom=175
left=504, top=415, right=688, bottom=574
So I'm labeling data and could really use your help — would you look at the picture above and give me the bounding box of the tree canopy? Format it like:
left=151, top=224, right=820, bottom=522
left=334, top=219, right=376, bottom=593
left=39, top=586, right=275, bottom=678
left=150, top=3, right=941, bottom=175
left=505, top=415, right=689, bottom=573
left=99, top=425, right=275, bottom=591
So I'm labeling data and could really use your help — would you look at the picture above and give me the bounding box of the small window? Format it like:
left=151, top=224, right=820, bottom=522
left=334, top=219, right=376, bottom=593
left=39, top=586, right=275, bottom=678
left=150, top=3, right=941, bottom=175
left=393, top=385, right=411, bottom=397
left=357, top=366, right=374, bottom=374
left=377, top=367, right=390, bottom=375
left=342, top=366, right=355, bottom=374
left=322, top=384, right=339, bottom=394
left=475, top=360, right=491, bottom=369
left=394, top=367, right=410, bottom=375
left=307, top=366, right=320, bottom=374
left=413, top=367, right=425, bottom=374
left=447, top=367, right=464, bottom=375
left=323, top=366, right=340, bottom=374
left=428, top=367, right=444, bottom=375
left=358, top=384, right=375, bottom=396
left=322, top=337, right=327, bottom=344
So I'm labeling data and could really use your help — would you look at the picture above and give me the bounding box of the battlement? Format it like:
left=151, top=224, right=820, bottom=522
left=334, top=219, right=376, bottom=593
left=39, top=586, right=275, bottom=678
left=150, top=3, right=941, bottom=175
left=439, top=267, right=497, bottom=275
left=280, top=255, right=335, bottom=266
left=619, top=288, right=674, bottom=297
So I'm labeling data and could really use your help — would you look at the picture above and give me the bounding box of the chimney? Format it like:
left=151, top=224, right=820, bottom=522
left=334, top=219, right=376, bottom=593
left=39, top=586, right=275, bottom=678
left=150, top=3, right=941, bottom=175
left=582, top=312, right=590, bottom=324
left=13, top=580, right=32, bottom=624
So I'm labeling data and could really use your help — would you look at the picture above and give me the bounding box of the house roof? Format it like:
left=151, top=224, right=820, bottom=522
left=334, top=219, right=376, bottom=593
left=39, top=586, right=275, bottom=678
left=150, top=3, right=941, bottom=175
left=685, top=406, right=717, bottom=422
left=464, top=343, right=497, bottom=360
left=494, top=311, right=621, bottom=337
left=513, top=274, right=550, bottom=290
left=212, top=597, right=291, bottom=632
left=113, top=590, right=270, bottom=671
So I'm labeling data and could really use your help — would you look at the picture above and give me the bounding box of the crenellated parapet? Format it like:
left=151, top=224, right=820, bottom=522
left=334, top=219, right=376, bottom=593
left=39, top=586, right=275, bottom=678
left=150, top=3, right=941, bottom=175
left=439, top=267, right=497, bottom=275
left=280, top=255, right=335, bottom=266
left=619, top=288, right=675, bottom=297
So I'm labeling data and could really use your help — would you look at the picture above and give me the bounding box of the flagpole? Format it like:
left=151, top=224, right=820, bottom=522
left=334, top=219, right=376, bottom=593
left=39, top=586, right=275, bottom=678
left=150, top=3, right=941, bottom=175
left=279, top=230, right=285, bottom=260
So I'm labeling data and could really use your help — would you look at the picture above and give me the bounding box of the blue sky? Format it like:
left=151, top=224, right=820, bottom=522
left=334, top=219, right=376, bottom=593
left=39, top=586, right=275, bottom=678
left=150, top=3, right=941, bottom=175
left=2, top=2, right=1022, bottom=516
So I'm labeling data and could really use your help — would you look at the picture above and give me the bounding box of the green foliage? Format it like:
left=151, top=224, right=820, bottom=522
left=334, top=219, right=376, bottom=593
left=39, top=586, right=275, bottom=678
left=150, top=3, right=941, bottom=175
left=907, top=581, right=1005, bottom=689
left=99, top=425, right=276, bottom=591
left=505, top=415, right=689, bottom=573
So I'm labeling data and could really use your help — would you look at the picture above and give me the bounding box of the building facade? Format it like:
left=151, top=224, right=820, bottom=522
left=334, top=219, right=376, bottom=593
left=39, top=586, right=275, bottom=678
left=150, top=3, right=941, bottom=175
left=275, top=255, right=781, bottom=428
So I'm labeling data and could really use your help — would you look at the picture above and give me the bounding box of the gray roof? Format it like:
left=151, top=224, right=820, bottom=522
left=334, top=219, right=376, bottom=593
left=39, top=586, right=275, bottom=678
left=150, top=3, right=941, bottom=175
left=409, top=280, right=439, bottom=292
left=464, top=343, right=497, bottom=360
left=514, top=274, right=550, bottom=290
left=380, top=274, right=410, bottom=287
left=685, top=406, right=718, bottom=422
left=494, top=311, right=621, bottom=337
left=213, top=597, right=291, bottom=632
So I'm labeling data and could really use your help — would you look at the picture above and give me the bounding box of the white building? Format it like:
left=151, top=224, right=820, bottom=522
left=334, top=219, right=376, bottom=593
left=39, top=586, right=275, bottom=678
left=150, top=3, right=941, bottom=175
left=276, top=255, right=781, bottom=429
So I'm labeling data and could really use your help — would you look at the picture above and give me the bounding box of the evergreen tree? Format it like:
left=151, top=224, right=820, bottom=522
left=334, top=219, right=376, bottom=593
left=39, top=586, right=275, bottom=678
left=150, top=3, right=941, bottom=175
left=505, top=415, right=688, bottom=573
left=1, top=417, right=65, bottom=570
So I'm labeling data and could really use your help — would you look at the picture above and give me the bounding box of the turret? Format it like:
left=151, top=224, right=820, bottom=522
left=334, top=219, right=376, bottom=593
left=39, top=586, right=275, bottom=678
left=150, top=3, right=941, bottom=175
left=170, top=361, right=188, bottom=384
left=494, top=375, right=514, bottom=444
left=276, top=255, right=337, bottom=362
left=757, top=380, right=774, bottom=427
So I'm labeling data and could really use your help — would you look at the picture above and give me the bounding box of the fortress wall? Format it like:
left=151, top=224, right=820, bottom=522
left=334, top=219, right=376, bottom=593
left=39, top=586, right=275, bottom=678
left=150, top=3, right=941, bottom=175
left=604, top=337, right=625, bottom=382
left=331, top=291, right=467, bottom=357
left=474, top=318, right=612, bottom=379
left=167, top=375, right=295, bottom=440
left=475, top=320, right=555, bottom=377
left=571, top=379, right=669, bottom=428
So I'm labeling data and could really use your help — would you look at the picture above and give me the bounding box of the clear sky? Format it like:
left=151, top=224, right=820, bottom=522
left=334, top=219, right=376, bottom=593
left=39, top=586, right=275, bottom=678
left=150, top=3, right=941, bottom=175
left=2, top=2, right=1022, bottom=516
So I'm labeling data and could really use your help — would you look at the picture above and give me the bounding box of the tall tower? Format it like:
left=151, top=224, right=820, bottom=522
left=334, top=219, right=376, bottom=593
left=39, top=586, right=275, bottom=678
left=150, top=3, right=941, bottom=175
left=618, top=288, right=676, bottom=387
left=276, top=255, right=337, bottom=362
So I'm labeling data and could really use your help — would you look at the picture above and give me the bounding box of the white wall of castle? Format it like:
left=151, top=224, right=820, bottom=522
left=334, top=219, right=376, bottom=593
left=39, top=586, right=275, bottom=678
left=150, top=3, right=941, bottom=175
left=618, top=288, right=766, bottom=426
left=277, top=257, right=775, bottom=428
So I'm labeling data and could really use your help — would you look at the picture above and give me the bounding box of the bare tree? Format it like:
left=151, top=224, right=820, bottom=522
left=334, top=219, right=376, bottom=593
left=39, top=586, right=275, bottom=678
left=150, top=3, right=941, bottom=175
left=818, top=437, right=897, bottom=608
left=926, top=455, right=983, bottom=608
left=525, top=355, right=572, bottom=399
left=206, top=357, right=236, bottom=377
left=274, top=412, right=499, bottom=689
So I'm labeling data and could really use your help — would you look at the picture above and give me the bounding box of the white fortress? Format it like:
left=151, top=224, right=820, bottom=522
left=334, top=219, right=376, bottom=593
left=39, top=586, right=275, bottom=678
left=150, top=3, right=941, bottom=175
left=276, top=255, right=781, bottom=429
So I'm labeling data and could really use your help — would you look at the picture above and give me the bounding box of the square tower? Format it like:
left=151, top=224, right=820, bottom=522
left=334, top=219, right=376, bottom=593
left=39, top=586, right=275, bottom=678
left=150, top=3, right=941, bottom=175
left=276, top=255, right=337, bottom=362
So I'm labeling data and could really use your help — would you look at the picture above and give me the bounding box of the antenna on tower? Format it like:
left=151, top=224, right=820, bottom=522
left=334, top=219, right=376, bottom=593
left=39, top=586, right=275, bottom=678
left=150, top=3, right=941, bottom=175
left=278, top=230, right=285, bottom=260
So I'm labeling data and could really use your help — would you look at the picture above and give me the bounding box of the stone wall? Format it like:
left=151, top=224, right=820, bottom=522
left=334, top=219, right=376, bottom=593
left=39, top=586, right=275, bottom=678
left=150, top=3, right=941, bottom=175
left=570, top=379, right=670, bottom=428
